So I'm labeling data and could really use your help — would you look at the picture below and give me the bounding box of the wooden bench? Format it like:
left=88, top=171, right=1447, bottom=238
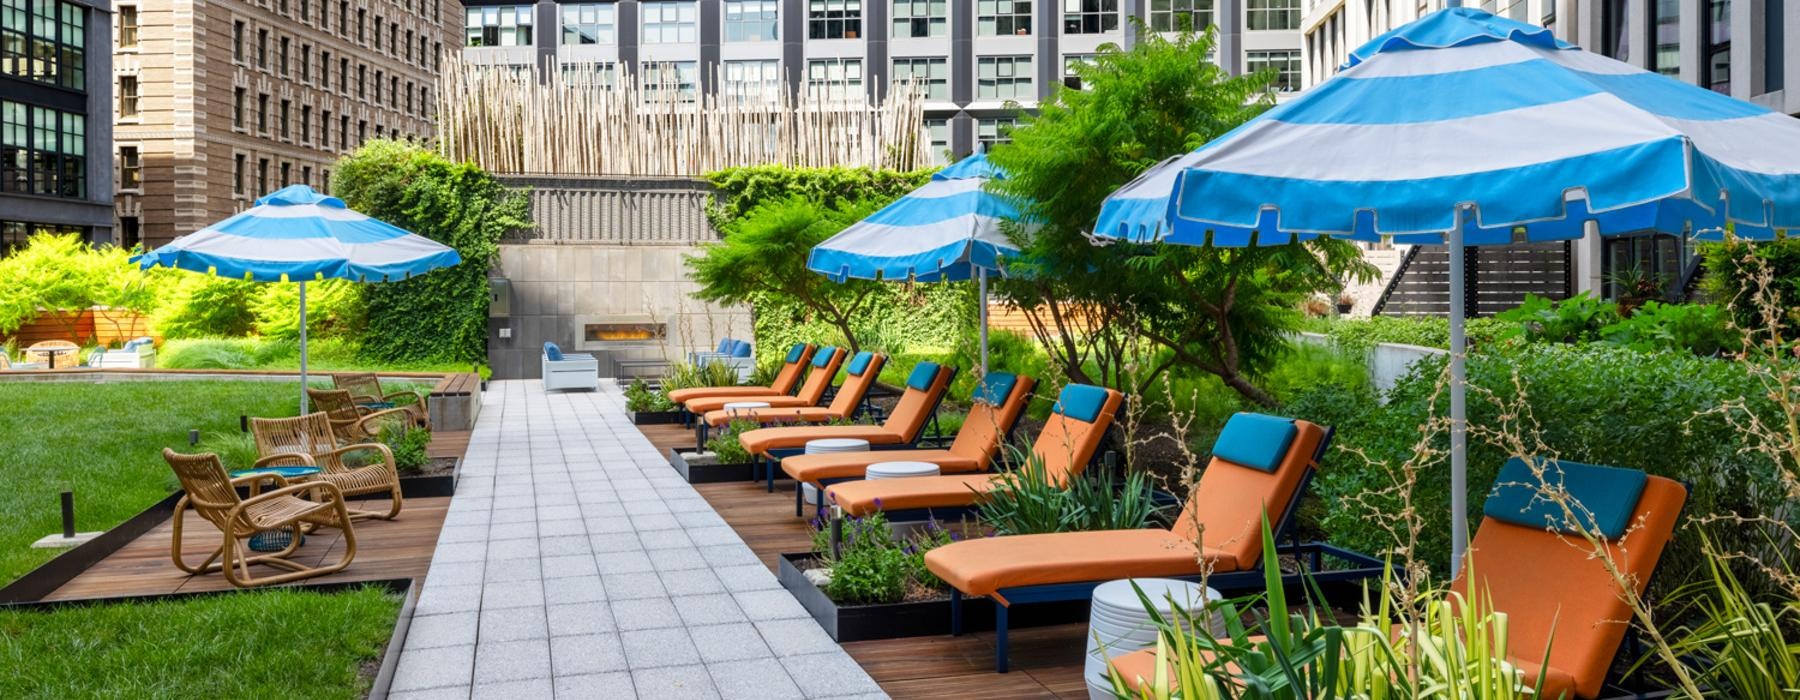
left=427, top=372, right=482, bottom=431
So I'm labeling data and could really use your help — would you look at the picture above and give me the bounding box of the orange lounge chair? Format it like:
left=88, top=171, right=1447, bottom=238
left=739, top=362, right=957, bottom=491
left=824, top=383, right=1122, bottom=519
left=698, top=351, right=888, bottom=430
left=666, top=342, right=814, bottom=405
left=780, top=371, right=1038, bottom=517
left=923, top=413, right=1335, bottom=672
left=681, top=346, right=846, bottom=415
left=1108, top=457, right=1687, bottom=699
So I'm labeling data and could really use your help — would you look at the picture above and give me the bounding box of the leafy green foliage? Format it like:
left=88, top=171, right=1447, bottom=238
left=248, top=279, right=367, bottom=339
left=1600, top=301, right=1738, bottom=355
left=0, top=586, right=399, bottom=698
left=149, top=275, right=260, bottom=338
left=752, top=282, right=970, bottom=366
left=979, top=451, right=1167, bottom=535
left=1492, top=292, right=1622, bottom=344
left=333, top=140, right=530, bottom=365
left=809, top=511, right=955, bottom=604
left=703, top=165, right=931, bottom=229
left=0, top=234, right=158, bottom=339
left=156, top=337, right=482, bottom=374
left=661, top=360, right=744, bottom=393
left=624, top=378, right=675, bottom=412
left=1664, top=531, right=1800, bottom=695
left=988, top=28, right=1375, bottom=404
left=198, top=432, right=262, bottom=471
left=378, top=422, right=432, bottom=474
left=705, top=419, right=759, bottom=464
left=1299, top=315, right=1508, bottom=352
left=1702, top=237, right=1800, bottom=337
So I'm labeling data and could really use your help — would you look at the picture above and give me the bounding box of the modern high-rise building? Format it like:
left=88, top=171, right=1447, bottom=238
left=2, top=0, right=115, bottom=255
left=111, top=0, right=458, bottom=249
left=457, top=0, right=1304, bottom=161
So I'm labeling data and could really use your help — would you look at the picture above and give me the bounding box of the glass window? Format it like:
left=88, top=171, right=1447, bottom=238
left=1600, top=0, right=1629, bottom=61
left=118, top=74, right=138, bottom=117
left=722, top=59, right=781, bottom=101
left=118, top=215, right=138, bottom=249
left=300, top=44, right=310, bottom=81
left=891, top=0, right=945, bottom=38
left=257, top=28, right=266, bottom=67
left=976, top=117, right=1013, bottom=152
left=301, top=104, right=311, bottom=142
left=891, top=57, right=947, bottom=100
left=466, top=5, right=533, bottom=47
left=0, top=0, right=87, bottom=90
left=279, top=36, right=288, bottom=75
left=806, top=57, right=862, bottom=100
left=1769, top=0, right=1784, bottom=91
left=279, top=98, right=290, bottom=139
left=2, top=221, right=85, bottom=256
left=808, top=0, right=861, bottom=39
left=1062, top=53, right=1093, bottom=90
left=0, top=100, right=86, bottom=198
left=117, top=4, right=136, bottom=47
left=976, top=55, right=1032, bottom=100
left=321, top=109, right=331, bottom=148
left=560, top=61, right=616, bottom=89
left=1148, top=0, right=1210, bottom=31
left=641, top=60, right=698, bottom=102
left=1246, top=48, right=1299, bottom=91
left=1062, top=0, right=1115, bottom=34
left=1650, top=0, right=1678, bottom=76
left=977, top=0, right=1030, bottom=35
left=924, top=117, right=949, bottom=165
left=232, top=20, right=244, bottom=61
left=724, top=0, right=777, bottom=41
left=1702, top=0, right=1729, bottom=93
left=233, top=87, right=245, bottom=128
left=561, top=3, right=614, bottom=44
left=1245, top=0, right=1297, bottom=31
left=641, top=1, right=697, bottom=43
left=118, top=144, right=138, bottom=188
left=257, top=93, right=267, bottom=132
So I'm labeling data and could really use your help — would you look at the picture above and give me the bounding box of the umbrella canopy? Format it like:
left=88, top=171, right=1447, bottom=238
left=808, top=153, right=1032, bottom=374
left=1092, top=7, right=1800, bottom=573
left=137, top=184, right=462, bottom=412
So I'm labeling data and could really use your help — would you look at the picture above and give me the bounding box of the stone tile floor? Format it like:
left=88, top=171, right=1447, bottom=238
left=390, top=380, right=886, bottom=699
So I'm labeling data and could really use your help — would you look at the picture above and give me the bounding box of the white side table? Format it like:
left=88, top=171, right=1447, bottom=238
left=866, top=461, right=941, bottom=479
left=1084, top=578, right=1223, bottom=700
left=721, top=401, right=770, bottom=420
left=802, top=438, right=870, bottom=504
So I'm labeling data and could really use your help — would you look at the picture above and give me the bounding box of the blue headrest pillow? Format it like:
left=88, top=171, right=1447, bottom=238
left=1212, top=413, right=1298, bottom=473
left=729, top=339, right=753, bottom=357
left=973, top=372, right=1019, bottom=405
left=847, top=351, right=875, bottom=376
left=1051, top=384, right=1110, bottom=423
left=785, top=343, right=807, bottom=363
left=906, top=362, right=940, bottom=391
left=543, top=341, right=564, bottom=361
left=1484, top=457, right=1647, bottom=540
left=812, top=347, right=839, bottom=368
left=717, top=338, right=733, bottom=353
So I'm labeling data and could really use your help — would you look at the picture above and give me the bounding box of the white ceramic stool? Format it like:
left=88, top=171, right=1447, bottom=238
left=1084, top=578, right=1223, bottom=700
left=803, top=438, right=870, bottom=504
left=721, top=401, right=770, bottom=418
left=866, top=461, right=941, bottom=479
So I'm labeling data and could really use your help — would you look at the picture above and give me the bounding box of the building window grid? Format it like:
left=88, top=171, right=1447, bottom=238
left=117, top=4, right=137, bottom=47
left=1148, top=0, right=1210, bottom=32
left=1, top=100, right=87, bottom=198
left=640, top=60, right=699, bottom=102
left=976, top=117, right=1013, bottom=152
left=808, top=0, right=861, bottom=39
left=1062, top=0, right=1116, bottom=34
left=891, top=0, right=946, bottom=37
left=1650, top=0, right=1679, bottom=76
left=924, top=118, right=949, bottom=165
left=118, top=144, right=139, bottom=189
left=1062, top=53, right=1094, bottom=89
left=1246, top=48, right=1300, bottom=91
left=234, top=87, right=246, bottom=128
left=976, top=55, right=1032, bottom=100
left=891, top=57, right=948, bottom=100
left=559, top=61, right=617, bottom=89
left=560, top=3, right=616, bottom=44
left=641, top=1, right=698, bottom=44
left=1702, top=0, right=1729, bottom=93
left=0, top=0, right=88, bottom=90
left=465, top=5, right=533, bottom=46
left=118, top=75, right=138, bottom=117
left=976, top=0, right=1030, bottom=36
left=722, top=59, right=781, bottom=101
left=1244, top=0, right=1297, bottom=31
left=806, top=57, right=863, bottom=101
left=724, top=0, right=778, bottom=42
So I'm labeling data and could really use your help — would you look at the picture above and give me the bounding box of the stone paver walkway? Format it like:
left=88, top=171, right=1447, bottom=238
left=390, top=380, right=886, bottom=699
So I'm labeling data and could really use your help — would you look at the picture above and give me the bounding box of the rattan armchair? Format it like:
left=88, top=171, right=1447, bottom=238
left=333, top=372, right=429, bottom=426
left=306, top=387, right=415, bottom=442
left=164, top=448, right=357, bottom=588
left=251, top=412, right=405, bottom=520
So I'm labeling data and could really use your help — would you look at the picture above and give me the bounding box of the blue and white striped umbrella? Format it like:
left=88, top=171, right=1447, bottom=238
left=1093, top=6, right=1799, bottom=573
left=808, top=154, right=1032, bottom=374
left=137, top=184, right=462, bottom=412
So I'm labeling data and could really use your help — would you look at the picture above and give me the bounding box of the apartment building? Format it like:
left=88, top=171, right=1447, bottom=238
left=458, top=0, right=1305, bottom=161
left=2, top=0, right=115, bottom=254
left=112, top=0, right=458, bottom=248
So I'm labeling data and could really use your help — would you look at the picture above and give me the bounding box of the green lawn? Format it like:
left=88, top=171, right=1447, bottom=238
left=0, top=380, right=299, bottom=585
left=157, top=337, right=490, bottom=378
left=0, top=586, right=400, bottom=698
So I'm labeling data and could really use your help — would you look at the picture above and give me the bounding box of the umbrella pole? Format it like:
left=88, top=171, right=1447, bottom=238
left=1448, top=226, right=1468, bottom=578
left=978, top=268, right=990, bottom=377
left=299, top=281, right=309, bottom=415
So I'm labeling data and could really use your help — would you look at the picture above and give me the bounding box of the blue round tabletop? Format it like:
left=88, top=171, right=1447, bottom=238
left=230, top=466, right=323, bottom=479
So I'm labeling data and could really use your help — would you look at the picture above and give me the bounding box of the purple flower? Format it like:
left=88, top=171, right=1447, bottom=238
left=873, top=497, right=884, bottom=509
left=948, top=532, right=961, bottom=542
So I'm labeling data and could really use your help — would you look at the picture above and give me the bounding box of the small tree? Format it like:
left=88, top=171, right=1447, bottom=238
left=990, top=27, right=1374, bottom=405
left=334, top=140, right=531, bottom=365
left=685, top=198, right=886, bottom=353
left=0, top=234, right=158, bottom=343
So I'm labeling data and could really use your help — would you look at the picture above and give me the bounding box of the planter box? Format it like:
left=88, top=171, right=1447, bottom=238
left=397, top=456, right=460, bottom=499
left=777, top=552, right=1089, bottom=642
left=631, top=410, right=683, bottom=425
left=667, top=448, right=755, bottom=484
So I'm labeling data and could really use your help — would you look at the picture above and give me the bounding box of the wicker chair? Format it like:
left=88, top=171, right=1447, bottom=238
left=333, top=372, right=429, bottom=426
left=306, top=387, right=414, bottom=442
left=164, top=448, right=357, bottom=588
left=251, top=412, right=405, bottom=520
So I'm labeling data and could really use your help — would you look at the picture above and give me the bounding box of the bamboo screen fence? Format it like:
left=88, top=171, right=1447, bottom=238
left=435, top=57, right=932, bottom=177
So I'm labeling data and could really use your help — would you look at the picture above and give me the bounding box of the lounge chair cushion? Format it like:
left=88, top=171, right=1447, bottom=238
left=906, top=362, right=940, bottom=391
left=782, top=449, right=985, bottom=485
left=1051, top=383, right=1111, bottom=423
left=827, top=473, right=996, bottom=515
left=947, top=374, right=1037, bottom=464
left=847, top=351, right=875, bottom=376
left=718, top=338, right=734, bottom=353
left=739, top=424, right=908, bottom=457
left=1212, top=412, right=1298, bottom=473
left=973, top=372, right=1019, bottom=405
left=730, top=340, right=753, bottom=357
left=669, top=385, right=785, bottom=403
left=685, top=394, right=818, bottom=414
left=785, top=343, right=807, bottom=363
left=1170, top=418, right=1324, bottom=571
left=543, top=342, right=564, bottom=361
left=1483, top=457, right=1647, bottom=539
left=924, top=529, right=1235, bottom=599
left=703, top=405, right=836, bottom=428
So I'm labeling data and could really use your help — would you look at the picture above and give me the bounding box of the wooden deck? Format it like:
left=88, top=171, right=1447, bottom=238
left=638, top=423, right=1092, bottom=699
left=47, top=497, right=449, bottom=601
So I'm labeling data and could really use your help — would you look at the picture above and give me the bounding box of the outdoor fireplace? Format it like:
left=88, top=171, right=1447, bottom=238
left=574, top=315, right=671, bottom=379
left=583, top=320, right=666, bottom=344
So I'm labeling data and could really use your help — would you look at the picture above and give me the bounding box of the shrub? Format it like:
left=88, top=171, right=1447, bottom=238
left=704, top=419, right=758, bottom=464
left=156, top=338, right=258, bottom=369
left=1702, top=237, right=1800, bottom=335
left=248, top=279, right=367, bottom=340
left=1600, top=301, right=1737, bottom=356
left=662, top=361, right=742, bottom=393
left=623, top=379, right=675, bottom=413
left=1491, top=292, right=1621, bottom=344
left=1301, top=315, right=1508, bottom=352
left=377, top=422, right=431, bottom=474
left=0, top=234, right=159, bottom=338
left=150, top=275, right=259, bottom=339
left=979, top=452, right=1166, bottom=535
left=198, top=432, right=262, bottom=471
left=702, top=165, right=931, bottom=229
left=809, top=510, right=955, bottom=604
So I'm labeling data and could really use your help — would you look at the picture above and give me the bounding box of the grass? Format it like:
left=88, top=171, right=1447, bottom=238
left=157, top=336, right=491, bottom=378
left=0, top=380, right=298, bottom=585
left=0, top=586, right=400, bottom=698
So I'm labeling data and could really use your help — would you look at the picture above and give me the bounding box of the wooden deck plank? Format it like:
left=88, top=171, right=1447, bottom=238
left=635, top=421, right=1092, bottom=698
